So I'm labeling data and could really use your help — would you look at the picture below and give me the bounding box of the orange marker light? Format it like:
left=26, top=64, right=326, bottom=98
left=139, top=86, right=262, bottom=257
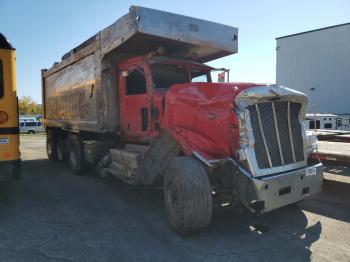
left=0, top=111, right=8, bottom=123
left=3, top=152, right=11, bottom=159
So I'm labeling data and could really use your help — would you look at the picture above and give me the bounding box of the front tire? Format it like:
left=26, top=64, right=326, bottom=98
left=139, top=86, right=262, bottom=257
left=164, top=156, right=213, bottom=235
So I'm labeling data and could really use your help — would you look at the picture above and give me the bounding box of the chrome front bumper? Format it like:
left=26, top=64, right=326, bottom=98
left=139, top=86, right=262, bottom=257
left=233, top=162, right=323, bottom=214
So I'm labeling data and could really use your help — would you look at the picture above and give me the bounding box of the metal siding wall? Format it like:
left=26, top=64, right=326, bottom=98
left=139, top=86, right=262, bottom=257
left=276, top=24, right=350, bottom=114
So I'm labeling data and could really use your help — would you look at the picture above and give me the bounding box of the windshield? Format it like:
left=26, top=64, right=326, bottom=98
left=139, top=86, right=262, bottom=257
left=190, top=67, right=210, bottom=83
left=151, top=63, right=211, bottom=89
left=151, top=64, right=189, bottom=89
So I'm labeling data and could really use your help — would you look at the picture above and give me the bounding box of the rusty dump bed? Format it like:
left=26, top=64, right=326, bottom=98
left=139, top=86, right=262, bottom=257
left=42, top=5, right=238, bottom=133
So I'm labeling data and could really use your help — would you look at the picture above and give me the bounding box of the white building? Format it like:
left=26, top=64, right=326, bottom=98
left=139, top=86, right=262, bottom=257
left=276, top=23, right=350, bottom=114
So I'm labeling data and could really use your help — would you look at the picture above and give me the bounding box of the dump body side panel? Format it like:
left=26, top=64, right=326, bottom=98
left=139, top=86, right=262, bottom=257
left=44, top=51, right=105, bottom=132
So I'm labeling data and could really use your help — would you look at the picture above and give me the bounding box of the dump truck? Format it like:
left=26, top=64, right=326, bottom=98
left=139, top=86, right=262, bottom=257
left=42, top=6, right=323, bottom=235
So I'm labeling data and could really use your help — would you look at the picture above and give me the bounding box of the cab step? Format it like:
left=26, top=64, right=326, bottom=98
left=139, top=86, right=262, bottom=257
left=104, top=144, right=149, bottom=183
left=109, top=148, right=141, bottom=171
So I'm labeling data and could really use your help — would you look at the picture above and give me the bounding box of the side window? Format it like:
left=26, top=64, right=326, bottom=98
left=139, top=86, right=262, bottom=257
left=309, top=120, right=320, bottom=129
left=0, top=60, right=4, bottom=98
left=125, top=69, right=147, bottom=95
left=324, top=123, right=332, bottom=129
left=20, top=122, right=24, bottom=127
left=26, top=122, right=36, bottom=127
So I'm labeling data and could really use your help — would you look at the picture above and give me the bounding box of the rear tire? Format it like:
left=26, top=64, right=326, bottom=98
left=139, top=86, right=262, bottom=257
left=67, top=135, right=86, bottom=175
left=57, top=139, right=66, bottom=161
left=46, top=130, right=58, bottom=161
left=164, top=156, right=213, bottom=235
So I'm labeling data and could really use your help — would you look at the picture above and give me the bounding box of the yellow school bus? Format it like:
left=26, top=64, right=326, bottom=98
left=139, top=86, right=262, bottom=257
left=0, top=33, right=20, bottom=180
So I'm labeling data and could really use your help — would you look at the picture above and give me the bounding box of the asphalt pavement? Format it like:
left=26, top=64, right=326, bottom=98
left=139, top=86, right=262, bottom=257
left=0, top=135, right=349, bottom=262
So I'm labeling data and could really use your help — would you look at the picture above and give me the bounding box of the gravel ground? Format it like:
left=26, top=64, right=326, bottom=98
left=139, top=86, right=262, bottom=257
left=0, top=134, right=349, bottom=262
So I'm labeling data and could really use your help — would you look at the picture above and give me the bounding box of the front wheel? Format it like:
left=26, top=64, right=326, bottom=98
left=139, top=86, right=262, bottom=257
left=164, top=156, right=213, bottom=235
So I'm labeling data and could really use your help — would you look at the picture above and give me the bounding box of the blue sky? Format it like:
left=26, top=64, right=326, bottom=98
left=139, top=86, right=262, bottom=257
left=1, top=0, right=349, bottom=103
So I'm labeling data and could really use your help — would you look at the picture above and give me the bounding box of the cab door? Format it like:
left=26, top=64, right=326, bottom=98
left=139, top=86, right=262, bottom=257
left=119, top=65, right=152, bottom=142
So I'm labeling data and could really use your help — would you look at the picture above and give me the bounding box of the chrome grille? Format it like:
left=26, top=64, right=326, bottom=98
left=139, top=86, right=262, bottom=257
left=247, top=101, right=304, bottom=169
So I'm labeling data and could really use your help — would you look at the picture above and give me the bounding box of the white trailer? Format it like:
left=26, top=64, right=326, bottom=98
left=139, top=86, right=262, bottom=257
left=276, top=23, right=350, bottom=115
left=305, top=113, right=350, bottom=131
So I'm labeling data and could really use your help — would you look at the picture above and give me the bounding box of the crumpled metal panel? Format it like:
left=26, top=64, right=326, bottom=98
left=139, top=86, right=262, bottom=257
left=161, top=82, right=261, bottom=160
left=235, top=85, right=308, bottom=109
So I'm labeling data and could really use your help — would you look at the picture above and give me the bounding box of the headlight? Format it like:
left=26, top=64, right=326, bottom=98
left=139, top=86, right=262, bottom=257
left=236, top=148, right=247, bottom=161
left=239, top=130, right=249, bottom=145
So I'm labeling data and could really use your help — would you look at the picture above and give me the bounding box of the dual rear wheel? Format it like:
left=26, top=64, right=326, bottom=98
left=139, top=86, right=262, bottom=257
left=46, top=131, right=85, bottom=175
left=66, top=135, right=85, bottom=174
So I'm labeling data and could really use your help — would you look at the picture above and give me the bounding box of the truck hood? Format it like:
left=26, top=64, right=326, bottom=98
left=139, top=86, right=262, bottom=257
left=161, top=82, right=264, bottom=160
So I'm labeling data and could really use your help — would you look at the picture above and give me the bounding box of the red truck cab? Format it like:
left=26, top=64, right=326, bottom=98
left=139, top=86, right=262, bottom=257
left=118, top=56, right=212, bottom=142
left=118, top=56, right=263, bottom=160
